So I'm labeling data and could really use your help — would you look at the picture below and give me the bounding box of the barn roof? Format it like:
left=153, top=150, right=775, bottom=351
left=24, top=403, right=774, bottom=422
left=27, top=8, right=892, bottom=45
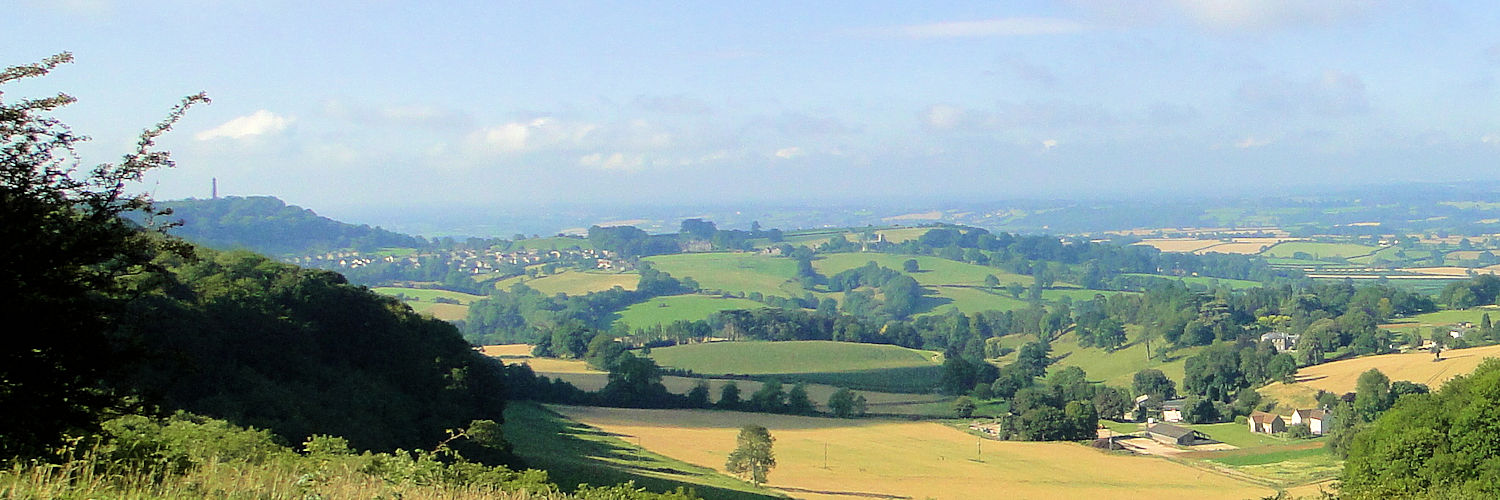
left=1147, top=423, right=1196, bottom=439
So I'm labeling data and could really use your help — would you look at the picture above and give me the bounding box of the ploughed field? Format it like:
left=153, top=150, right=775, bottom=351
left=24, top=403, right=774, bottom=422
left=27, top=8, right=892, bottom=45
left=554, top=406, right=1277, bottom=500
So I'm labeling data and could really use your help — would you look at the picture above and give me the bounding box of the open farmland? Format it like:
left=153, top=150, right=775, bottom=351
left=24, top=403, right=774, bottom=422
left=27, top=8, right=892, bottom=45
left=495, top=269, right=639, bottom=295
left=647, top=341, right=939, bottom=375
left=644, top=252, right=802, bottom=297
left=926, top=286, right=1032, bottom=314
left=646, top=341, right=944, bottom=393
left=554, top=406, right=1277, bottom=500
left=615, top=294, right=766, bottom=329
left=371, top=287, right=485, bottom=304
left=812, top=253, right=1030, bottom=286
left=1261, top=241, right=1380, bottom=259
left=1134, top=238, right=1222, bottom=253
left=1259, top=343, right=1500, bottom=409
left=514, top=356, right=950, bottom=415
left=372, top=287, right=485, bottom=321
left=992, top=328, right=1205, bottom=388
left=480, top=344, right=534, bottom=357
left=503, top=403, right=779, bottom=500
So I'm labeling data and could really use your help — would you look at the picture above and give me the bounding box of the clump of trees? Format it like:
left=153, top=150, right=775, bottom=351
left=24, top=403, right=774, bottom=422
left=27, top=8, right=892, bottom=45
left=1339, top=362, right=1498, bottom=498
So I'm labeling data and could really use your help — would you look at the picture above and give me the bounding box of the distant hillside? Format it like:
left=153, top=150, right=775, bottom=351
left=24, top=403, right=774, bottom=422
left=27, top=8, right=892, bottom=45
left=159, top=196, right=424, bottom=255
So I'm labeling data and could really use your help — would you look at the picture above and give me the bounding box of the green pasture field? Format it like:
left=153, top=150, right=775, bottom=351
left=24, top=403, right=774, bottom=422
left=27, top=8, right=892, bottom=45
left=1261, top=241, right=1381, bottom=259
left=1385, top=307, right=1500, bottom=327
left=502, top=402, right=778, bottom=500
left=644, top=252, right=802, bottom=297
left=1187, top=422, right=1295, bottom=449
left=646, top=340, right=944, bottom=392
left=921, top=286, right=1033, bottom=315
left=1041, top=288, right=1129, bottom=302
left=613, top=294, right=767, bottom=329
left=371, top=287, right=485, bottom=304
left=647, top=340, right=940, bottom=375
left=1206, top=444, right=1330, bottom=467
left=812, top=253, right=1030, bottom=286
left=494, top=270, right=639, bottom=296
left=1264, top=257, right=1342, bottom=267
left=993, top=327, right=1206, bottom=387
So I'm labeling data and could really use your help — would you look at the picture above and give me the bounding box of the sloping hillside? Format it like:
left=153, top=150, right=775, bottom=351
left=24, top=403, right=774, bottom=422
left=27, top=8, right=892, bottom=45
left=160, top=196, right=422, bottom=255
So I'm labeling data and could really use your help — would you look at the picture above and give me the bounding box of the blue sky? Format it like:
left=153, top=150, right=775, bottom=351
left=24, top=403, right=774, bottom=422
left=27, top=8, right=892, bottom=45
left=7, top=1, right=1500, bottom=211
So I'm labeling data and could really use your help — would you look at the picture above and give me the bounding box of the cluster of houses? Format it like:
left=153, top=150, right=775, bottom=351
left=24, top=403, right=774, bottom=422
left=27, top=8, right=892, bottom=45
left=1141, top=407, right=1329, bottom=447
left=288, top=247, right=622, bottom=274
left=1248, top=409, right=1330, bottom=435
left=1134, top=393, right=1330, bottom=447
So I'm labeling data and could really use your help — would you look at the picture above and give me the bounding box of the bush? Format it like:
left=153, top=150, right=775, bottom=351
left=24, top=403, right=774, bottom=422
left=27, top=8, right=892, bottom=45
left=1286, top=423, right=1313, bottom=439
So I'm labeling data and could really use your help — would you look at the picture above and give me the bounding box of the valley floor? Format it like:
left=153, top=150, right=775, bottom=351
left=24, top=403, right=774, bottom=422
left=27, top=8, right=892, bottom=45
left=552, top=405, right=1282, bottom=500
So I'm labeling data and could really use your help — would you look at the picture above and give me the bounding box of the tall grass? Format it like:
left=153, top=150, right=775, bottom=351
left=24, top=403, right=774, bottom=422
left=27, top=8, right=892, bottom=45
left=0, top=413, right=699, bottom=500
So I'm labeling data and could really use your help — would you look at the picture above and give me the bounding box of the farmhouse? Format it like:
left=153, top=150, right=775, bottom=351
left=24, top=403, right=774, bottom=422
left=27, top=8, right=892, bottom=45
left=1290, top=409, right=1329, bottom=435
left=1248, top=411, right=1286, bottom=434
left=1146, top=423, right=1204, bottom=446
left=1260, top=331, right=1300, bottom=353
left=1160, top=399, right=1188, bottom=423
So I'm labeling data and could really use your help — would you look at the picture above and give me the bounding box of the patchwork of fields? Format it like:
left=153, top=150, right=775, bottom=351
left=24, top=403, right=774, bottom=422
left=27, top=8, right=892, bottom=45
left=554, top=406, right=1278, bottom=500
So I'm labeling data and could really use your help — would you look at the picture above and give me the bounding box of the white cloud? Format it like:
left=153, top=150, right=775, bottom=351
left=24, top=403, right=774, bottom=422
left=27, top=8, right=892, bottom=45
left=1167, top=0, right=1381, bottom=32
left=881, top=18, right=1087, bottom=39
left=1042, top=139, right=1059, bottom=151
left=774, top=147, right=804, bottom=159
left=924, top=105, right=968, bottom=129
left=1483, top=133, right=1500, bottom=145
left=1236, top=136, right=1273, bottom=148
left=195, top=110, right=291, bottom=141
left=472, top=117, right=597, bottom=153
left=579, top=152, right=645, bottom=171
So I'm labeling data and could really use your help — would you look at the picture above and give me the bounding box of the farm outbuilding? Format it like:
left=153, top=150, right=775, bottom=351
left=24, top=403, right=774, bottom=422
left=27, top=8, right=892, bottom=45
left=1146, top=423, right=1204, bottom=446
left=1248, top=411, right=1286, bottom=434
left=1291, top=409, right=1329, bottom=435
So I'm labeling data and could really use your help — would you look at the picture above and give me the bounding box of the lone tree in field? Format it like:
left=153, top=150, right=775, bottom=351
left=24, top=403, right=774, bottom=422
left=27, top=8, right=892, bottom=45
left=726, top=424, right=776, bottom=486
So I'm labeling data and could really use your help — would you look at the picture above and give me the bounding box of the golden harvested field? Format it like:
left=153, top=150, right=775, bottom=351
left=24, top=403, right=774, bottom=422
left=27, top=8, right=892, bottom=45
left=1260, top=344, right=1500, bottom=408
left=406, top=301, right=469, bottom=321
left=495, top=270, right=639, bottom=296
left=1196, top=242, right=1276, bottom=255
left=553, top=406, right=1276, bottom=500
left=480, top=344, right=534, bottom=358
left=1403, top=266, right=1500, bottom=277
left=1135, top=238, right=1221, bottom=253
left=514, top=358, right=603, bottom=374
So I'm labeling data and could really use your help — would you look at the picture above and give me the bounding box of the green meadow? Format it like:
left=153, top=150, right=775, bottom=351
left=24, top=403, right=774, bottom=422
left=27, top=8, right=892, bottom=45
left=645, top=340, right=944, bottom=392
left=643, top=252, right=803, bottom=297
left=614, top=294, right=767, bottom=329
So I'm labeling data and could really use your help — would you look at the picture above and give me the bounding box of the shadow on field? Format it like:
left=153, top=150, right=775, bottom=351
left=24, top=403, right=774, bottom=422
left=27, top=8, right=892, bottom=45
left=504, top=402, right=781, bottom=500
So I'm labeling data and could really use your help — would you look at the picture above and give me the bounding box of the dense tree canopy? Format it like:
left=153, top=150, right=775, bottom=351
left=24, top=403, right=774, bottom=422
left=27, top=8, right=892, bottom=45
left=0, top=53, right=206, bottom=457
left=1341, top=360, right=1500, bottom=498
